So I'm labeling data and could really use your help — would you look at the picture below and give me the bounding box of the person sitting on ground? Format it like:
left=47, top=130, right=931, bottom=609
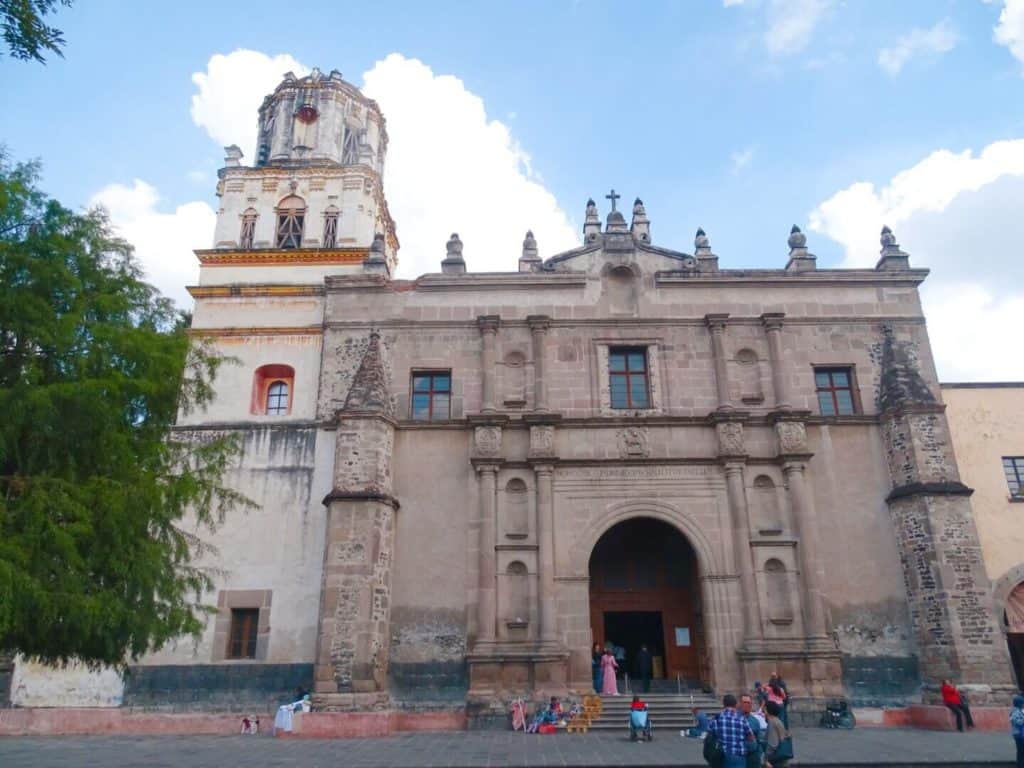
left=941, top=678, right=974, bottom=732
left=684, top=706, right=711, bottom=738
left=764, top=701, right=792, bottom=767
left=707, top=693, right=754, bottom=768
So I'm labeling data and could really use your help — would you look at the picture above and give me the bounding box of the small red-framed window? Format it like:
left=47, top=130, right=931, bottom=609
left=251, top=364, right=295, bottom=415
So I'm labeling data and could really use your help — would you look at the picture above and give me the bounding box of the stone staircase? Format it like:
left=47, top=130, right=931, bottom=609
left=587, top=691, right=720, bottom=733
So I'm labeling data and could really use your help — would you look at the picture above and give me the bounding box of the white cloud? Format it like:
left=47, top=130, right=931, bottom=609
left=730, top=147, right=755, bottom=175
left=809, top=139, right=1024, bottom=381
left=361, top=54, right=579, bottom=278
left=993, top=0, right=1024, bottom=72
left=190, top=50, right=309, bottom=162
left=877, top=18, right=957, bottom=76
left=765, top=0, right=832, bottom=56
left=90, top=180, right=216, bottom=308
left=723, top=0, right=746, bottom=6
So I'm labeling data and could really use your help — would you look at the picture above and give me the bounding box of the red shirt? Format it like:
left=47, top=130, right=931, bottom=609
left=941, top=683, right=961, bottom=705
left=631, top=700, right=647, bottom=710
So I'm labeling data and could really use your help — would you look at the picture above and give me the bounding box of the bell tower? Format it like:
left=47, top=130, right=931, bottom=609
left=199, top=67, right=398, bottom=283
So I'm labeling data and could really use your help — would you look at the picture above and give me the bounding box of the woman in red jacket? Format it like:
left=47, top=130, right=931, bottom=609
left=941, top=679, right=975, bottom=731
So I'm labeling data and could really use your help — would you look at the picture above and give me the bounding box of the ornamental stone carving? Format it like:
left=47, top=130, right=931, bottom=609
left=529, top=425, right=555, bottom=458
left=716, top=421, right=745, bottom=457
left=474, top=425, right=502, bottom=457
left=775, top=421, right=807, bottom=455
left=617, top=426, right=650, bottom=459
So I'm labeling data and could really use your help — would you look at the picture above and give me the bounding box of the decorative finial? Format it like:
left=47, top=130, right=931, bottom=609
left=584, top=198, right=601, bottom=241
left=634, top=197, right=644, bottom=208
left=787, top=225, right=806, bottom=250
left=880, top=225, right=897, bottom=248
left=370, top=233, right=386, bottom=255
left=695, top=227, right=710, bottom=251
left=519, top=229, right=541, bottom=272
left=446, top=233, right=463, bottom=259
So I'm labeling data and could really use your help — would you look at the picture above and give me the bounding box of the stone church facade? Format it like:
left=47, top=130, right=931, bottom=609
left=7, top=69, right=1014, bottom=719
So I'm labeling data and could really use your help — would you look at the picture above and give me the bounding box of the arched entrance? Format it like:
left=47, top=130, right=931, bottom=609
left=589, top=518, right=705, bottom=686
left=1005, top=581, right=1024, bottom=688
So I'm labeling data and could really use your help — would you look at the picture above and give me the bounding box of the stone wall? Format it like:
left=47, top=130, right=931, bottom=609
left=122, top=663, right=312, bottom=712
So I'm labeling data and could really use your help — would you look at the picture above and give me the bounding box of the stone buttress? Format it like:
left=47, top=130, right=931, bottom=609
left=313, top=331, right=399, bottom=709
left=878, top=325, right=1014, bottom=703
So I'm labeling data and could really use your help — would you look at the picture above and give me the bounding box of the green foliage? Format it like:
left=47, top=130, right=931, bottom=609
left=0, top=151, right=252, bottom=667
left=1, top=0, right=72, bottom=63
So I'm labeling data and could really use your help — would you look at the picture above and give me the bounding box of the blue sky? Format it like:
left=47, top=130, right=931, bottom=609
left=3, top=0, right=1023, bottom=381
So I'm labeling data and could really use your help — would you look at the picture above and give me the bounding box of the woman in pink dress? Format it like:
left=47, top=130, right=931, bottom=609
left=600, top=649, right=619, bottom=695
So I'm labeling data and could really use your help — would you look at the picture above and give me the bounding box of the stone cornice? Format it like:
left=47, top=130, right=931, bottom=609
left=413, top=273, right=589, bottom=291
left=187, top=325, right=323, bottom=337
left=655, top=268, right=930, bottom=287
left=886, top=480, right=973, bottom=502
left=187, top=284, right=325, bottom=298
left=321, top=316, right=928, bottom=330
left=322, top=490, right=400, bottom=510
left=195, top=247, right=368, bottom=266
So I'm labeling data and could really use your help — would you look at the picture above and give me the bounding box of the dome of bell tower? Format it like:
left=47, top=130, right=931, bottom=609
left=254, top=68, right=387, bottom=173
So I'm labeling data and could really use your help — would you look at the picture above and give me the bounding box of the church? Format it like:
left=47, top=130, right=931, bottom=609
left=8, top=67, right=1015, bottom=726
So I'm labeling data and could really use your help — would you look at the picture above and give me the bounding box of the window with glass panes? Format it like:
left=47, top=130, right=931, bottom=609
left=227, top=608, right=259, bottom=659
left=411, top=372, right=451, bottom=420
left=609, top=348, right=650, bottom=409
left=814, top=367, right=856, bottom=416
left=265, top=380, right=289, bottom=415
left=1005, top=457, right=1024, bottom=498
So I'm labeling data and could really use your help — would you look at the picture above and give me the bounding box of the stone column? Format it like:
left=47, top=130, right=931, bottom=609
left=476, top=462, right=499, bottom=643
left=723, top=461, right=763, bottom=641
left=761, top=313, right=790, bottom=409
left=779, top=450, right=828, bottom=637
left=705, top=313, right=732, bottom=411
left=528, top=315, right=551, bottom=412
left=478, top=315, right=500, bottom=413
left=535, top=463, right=558, bottom=643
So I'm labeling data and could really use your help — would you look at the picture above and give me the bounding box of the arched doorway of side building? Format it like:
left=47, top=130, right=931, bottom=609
left=1005, top=580, right=1024, bottom=688
left=588, top=518, right=706, bottom=688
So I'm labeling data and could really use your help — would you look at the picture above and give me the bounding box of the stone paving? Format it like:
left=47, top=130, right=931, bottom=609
left=0, top=728, right=1018, bottom=768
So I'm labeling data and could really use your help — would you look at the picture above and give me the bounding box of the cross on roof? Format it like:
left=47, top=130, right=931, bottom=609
left=605, top=189, right=620, bottom=212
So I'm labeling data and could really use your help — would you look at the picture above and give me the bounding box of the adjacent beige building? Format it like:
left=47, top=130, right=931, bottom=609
left=943, top=383, right=1024, bottom=688
left=8, top=69, right=1016, bottom=721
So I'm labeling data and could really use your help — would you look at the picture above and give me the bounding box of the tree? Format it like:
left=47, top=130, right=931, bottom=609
left=2, top=0, right=72, bottom=63
left=0, top=151, right=251, bottom=667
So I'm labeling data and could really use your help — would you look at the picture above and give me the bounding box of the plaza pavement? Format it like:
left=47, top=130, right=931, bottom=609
left=0, top=728, right=1019, bottom=768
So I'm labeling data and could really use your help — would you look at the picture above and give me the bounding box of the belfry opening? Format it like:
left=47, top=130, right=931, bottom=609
left=588, top=518, right=705, bottom=688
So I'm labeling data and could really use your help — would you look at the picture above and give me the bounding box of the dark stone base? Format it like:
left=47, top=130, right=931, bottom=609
left=122, top=663, right=313, bottom=712
left=0, top=669, right=11, bottom=708
left=841, top=654, right=920, bottom=706
left=390, top=660, right=467, bottom=708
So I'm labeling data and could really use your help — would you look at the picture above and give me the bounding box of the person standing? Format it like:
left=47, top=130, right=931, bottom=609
left=600, top=647, right=620, bottom=696
left=635, top=643, right=653, bottom=693
left=591, top=643, right=603, bottom=693
left=764, top=700, right=793, bottom=767
left=1011, top=695, right=1024, bottom=768
left=707, top=694, right=754, bottom=768
left=941, top=679, right=974, bottom=731
left=740, top=694, right=766, bottom=768
left=769, top=673, right=789, bottom=727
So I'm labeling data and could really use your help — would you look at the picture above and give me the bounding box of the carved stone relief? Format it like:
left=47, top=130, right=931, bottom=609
left=775, top=421, right=807, bottom=455
left=529, top=425, right=555, bottom=458
left=616, top=426, right=650, bottom=459
left=474, top=426, right=502, bottom=457
left=716, top=421, right=745, bottom=457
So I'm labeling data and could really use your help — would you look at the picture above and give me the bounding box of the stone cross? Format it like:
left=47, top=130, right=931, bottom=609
left=605, top=189, right=620, bottom=212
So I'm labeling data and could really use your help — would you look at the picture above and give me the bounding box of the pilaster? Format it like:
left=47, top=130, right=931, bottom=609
left=761, top=312, right=790, bottom=410
left=477, top=315, right=500, bottom=413
left=705, top=313, right=732, bottom=411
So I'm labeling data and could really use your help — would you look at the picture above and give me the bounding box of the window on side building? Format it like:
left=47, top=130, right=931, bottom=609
left=1005, top=457, right=1024, bottom=499
left=609, top=347, right=650, bottom=409
left=410, top=371, right=451, bottom=420
left=227, top=608, right=259, bottom=660
left=251, top=364, right=295, bottom=416
left=239, top=208, right=258, bottom=249
left=814, top=366, right=857, bottom=416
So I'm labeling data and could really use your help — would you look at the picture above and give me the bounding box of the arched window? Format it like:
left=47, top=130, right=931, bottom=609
left=239, top=208, right=258, bottom=249
left=266, top=381, right=289, bottom=415
left=275, top=196, right=306, bottom=249
left=322, top=206, right=340, bottom=248
left=504, top=477, right=529, bottom=538
left=251, top=364, right=295, bottom=416
left=764, top=559, right=794, bottom=624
